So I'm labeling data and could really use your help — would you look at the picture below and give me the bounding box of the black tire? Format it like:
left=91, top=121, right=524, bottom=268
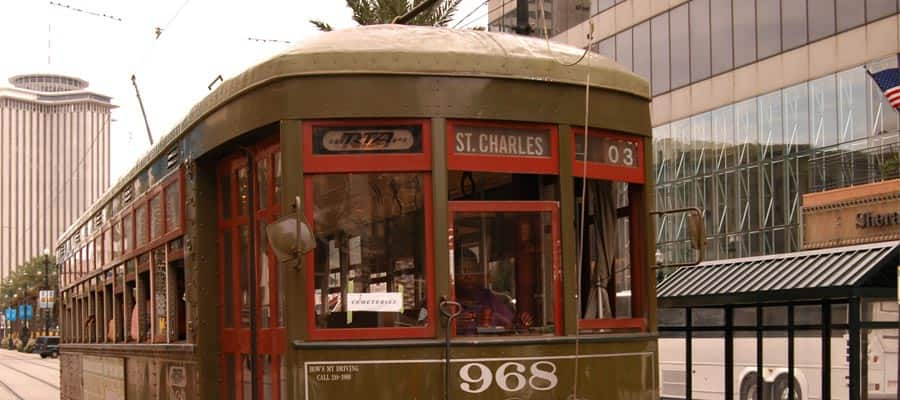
left=51, top=351, right=58, bottom=359
left=39, top=353, right=47, bottom=359
left=740, top=374, right=759, bottom=400
left=773, top=375, right=802, bottom=400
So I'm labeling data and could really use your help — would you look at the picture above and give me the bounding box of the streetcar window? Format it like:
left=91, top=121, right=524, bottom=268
left=136, top=204, right=149, bottom=248
left=311, top=173, right=429, bottom=330
left=138, top=270, right=151, bottom=342
left=150, top=195, right=163, bottom=240
left=104, top=281, right=113, bottom=342
left=576, top=179, right=634, bottom=324
left=451, top=210, right=557, bottom=336
left=124, top=277, right=137, bottom=342
left=124, top=213, right=133, bottom=255
left=114, top=269, right=124, bottom=343
left=170, top=260, right=187, bottom=342
left=104, top=229, right=112, bottom=266
left=165, top=182, right=181, bottom=232
left=112, top=219, right=122, bottom=260
left=152, top=247, right=167, bottom=342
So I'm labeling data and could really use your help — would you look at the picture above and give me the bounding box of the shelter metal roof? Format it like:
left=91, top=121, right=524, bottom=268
left=657, top=241, right=900, bottom=307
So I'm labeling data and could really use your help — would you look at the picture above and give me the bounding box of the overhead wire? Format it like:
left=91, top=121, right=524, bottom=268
left=48, top=1, right=124, bottom=22
left=457, top=0, right=515, bottom=30
left=451, top=0, right=488, bottom=29
left=538, top=0, right=592, bottom=66
left=533, top=0, right=594, bottom=398
left=155, top=0, right=193, bottom=38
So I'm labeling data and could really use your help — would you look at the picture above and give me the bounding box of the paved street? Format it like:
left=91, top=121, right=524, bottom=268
left=0, top=349, right=59, bottom=400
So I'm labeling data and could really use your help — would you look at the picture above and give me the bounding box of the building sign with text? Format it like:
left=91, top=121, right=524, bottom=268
left=803, top=179, right=900, bottom=249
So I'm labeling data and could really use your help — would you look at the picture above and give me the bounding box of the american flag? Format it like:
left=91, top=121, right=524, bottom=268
left=869, top=66, right=900, bottom=109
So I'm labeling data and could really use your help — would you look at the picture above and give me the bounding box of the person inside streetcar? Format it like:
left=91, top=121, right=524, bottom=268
left=455, top=248, right=516, bottom=335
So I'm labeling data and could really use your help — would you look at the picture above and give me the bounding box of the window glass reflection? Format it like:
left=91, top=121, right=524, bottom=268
left=596, top=37, right=615, bottom=61
left=781, top=0, right=807, bottom=50
left=669, top=4, right=690, bottom=89
left=837, top=68, right=867, bottom=147
left=651, top=13, right=670, bottom=95
left=756, top=0, right=781, bottom=59
left=782, top=82, right=811, bottom=156
left=759, top=92, right=784, bottom=160
left=690, top=0, right=711, bottom=82
left=836, top=0, right=866, bottom=32
left=733, top=0, right=757, bottom=67
left=633, top=22, right=651, bottom=81
left=616, top=29, right=632, bottom=72
left=808, top=0, right=836, bottom=41
left=710, top=0, right=733, bottom=75
left=453, top=210, right=555, bottom=336
left=867, top=0, right=898, bottom=22
left=312, top=173, right=428, bottom=330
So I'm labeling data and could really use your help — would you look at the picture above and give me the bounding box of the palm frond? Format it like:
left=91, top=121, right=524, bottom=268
left=309, top=20, right=334, bottom=32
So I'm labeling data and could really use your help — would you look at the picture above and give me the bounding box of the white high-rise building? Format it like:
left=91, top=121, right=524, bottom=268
left=0, top=74, right=114, bottom=279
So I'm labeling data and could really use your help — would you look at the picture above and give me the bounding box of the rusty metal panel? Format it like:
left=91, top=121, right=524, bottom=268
left=60, top=353, right=83, bottom=400
left=165, top=364, right=189, bottom=400
left=126, top=357, right=149, bottom=400
left=82, top=355, right=125, bottom=400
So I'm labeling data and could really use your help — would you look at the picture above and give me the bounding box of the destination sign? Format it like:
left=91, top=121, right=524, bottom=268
left=454, top=126, right=551, bottom=158
left=313, top=125, right=422, bottom=155
left=575, top=134, right=640, bottom=168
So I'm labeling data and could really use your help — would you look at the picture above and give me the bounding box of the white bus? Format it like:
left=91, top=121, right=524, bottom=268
left=659, top=302, right=898, bottom=400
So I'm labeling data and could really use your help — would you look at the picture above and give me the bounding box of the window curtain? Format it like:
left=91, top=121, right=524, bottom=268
left=582, top=180, right=617, bottom=319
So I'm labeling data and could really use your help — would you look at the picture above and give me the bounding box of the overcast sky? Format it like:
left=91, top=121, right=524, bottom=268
left=0, top=0, right=488, bottom=182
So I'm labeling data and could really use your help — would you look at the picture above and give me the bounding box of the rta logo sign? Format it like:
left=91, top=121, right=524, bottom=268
left=338, top=131, right=395, bottom=148
left=320, top=128, right=415, bottom=152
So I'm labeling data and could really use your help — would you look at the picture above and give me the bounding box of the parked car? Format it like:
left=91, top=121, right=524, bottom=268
left=32, top=336, right=59, bottom=359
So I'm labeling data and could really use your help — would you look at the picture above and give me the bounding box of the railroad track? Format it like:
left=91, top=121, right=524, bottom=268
left=18, top=359, right=59, bottom=371
left=0, top=377, right=25, bottom=400
left=0, top=360, right=60, bottom=390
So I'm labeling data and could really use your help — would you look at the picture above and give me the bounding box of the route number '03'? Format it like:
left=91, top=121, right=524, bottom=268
left=458, top=361, right=558, bottom=394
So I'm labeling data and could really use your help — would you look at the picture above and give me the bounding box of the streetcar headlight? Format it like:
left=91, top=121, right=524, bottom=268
left=266, top=196, right=316, bottom=263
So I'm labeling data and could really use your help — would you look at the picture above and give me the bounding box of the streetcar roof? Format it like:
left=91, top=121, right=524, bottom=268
left=270, top=25, right=649, bottom=98
left=56, top=25, right=648, bottom=245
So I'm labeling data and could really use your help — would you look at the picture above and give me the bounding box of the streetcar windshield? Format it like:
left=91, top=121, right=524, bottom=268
left=311, top=173, right=429, bottom=329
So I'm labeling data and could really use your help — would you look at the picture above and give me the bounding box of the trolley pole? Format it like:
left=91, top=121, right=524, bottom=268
left=514, top=0, right=532, bottom=35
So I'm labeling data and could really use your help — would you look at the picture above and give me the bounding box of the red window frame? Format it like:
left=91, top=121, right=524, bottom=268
left=447, top=119, right=560, bottom=174
left=571, top=128, right=645, bottom=184
left=448, top=201, right=563, bottom=337
left=575, top=183, right=648, bottom=332
left=303, top=119, right=436, bottom=341
left=217, top=141, right=286, bottom=400
left=568, top=128, right=648, bottom=331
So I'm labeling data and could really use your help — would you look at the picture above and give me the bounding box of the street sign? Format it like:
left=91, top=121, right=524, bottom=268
left=39, top=290, right=55, bottom=309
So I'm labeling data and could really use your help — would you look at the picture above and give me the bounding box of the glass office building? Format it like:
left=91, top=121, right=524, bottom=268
left=491, top=0, right=900, bottom=264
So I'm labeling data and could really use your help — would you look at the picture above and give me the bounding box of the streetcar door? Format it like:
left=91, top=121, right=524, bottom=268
left=217, top=143, right=285, bottom=400
left=448, top=201, right=562, bottom=337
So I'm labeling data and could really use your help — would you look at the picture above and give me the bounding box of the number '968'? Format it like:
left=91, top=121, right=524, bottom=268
left=458, top=361, right=558, bottom=394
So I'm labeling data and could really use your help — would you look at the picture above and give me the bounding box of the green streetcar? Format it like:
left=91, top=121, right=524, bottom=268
left=56, top=25, right=656, bottom=399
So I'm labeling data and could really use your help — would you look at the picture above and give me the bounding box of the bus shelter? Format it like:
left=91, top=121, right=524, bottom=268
left=656, top=241, right=899, bottom=400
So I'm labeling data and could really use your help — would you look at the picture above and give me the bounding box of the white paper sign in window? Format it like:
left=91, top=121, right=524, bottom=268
left=346, top=292, right=403, bottom=312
